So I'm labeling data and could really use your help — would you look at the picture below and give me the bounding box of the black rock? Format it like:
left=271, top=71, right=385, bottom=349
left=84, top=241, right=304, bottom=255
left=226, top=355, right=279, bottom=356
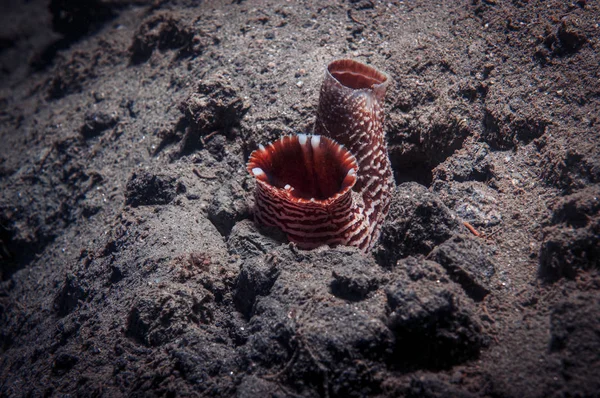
left=126, top=287, right=212, bottom=346
left=227, top=220, right=284, bottom=260
left=432, top=142, right=495, bottom=183
left=124, top=169, right=185, bottom=207
left=386, top=257, right=484, bottom=370
left=80, top=111, right=119, bottom=138
left=548, top=291, right=600, bottom=396
left=130, top=13, right=195, bottom=64
left=208, top=180, right=249, bottom=237
left=427, top=235, right=496, bottom=301
left=239, top=246, right=394, bottom=397
left=177, top=72, right=250, bottom=156
left=330, top=260, right=384, bottom=301
left=539, top=185, right=600, bottom=281
left=234, top=255, right=280, bottom=319
left=375, top=182, right=465, bottom=267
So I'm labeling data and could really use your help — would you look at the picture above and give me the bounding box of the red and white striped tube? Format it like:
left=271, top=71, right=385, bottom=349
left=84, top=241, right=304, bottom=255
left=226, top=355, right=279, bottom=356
left=248, top=59, right=393, bottom=251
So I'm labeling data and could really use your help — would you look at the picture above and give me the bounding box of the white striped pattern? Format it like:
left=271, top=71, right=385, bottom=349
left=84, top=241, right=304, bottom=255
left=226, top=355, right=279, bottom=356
left=248, top=59, right=394, bottom=252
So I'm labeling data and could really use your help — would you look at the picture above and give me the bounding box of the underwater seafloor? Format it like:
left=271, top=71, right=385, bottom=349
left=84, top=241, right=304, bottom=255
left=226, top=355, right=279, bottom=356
left=1, top=0, right=599, bottom=396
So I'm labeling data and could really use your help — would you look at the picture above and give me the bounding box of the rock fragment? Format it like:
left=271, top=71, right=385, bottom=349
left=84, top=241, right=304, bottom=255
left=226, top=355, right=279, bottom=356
left=207, top=180, right=249, bottom=237
left=539, top=185, right=600, bottom=281
left=428, top=235, right=496, bottom=301
left=548, top=291, right=600, bottom=396
left=80, top=111, right=118, bottom=138
left=227, top=220, right=284, bottom=259
left=386, top=257, right=485, bottom=370
left=125, top=168, right=185, bottom=207
left=375, top=182, right=465, bottom=266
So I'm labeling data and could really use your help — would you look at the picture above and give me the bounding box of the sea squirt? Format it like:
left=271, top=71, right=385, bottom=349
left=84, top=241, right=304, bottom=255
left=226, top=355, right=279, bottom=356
left=247, top=59, right=394, bottom=251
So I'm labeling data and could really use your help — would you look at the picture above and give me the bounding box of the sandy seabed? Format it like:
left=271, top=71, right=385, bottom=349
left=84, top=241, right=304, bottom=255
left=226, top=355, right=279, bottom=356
left=1, top=0, right=599, bottom=396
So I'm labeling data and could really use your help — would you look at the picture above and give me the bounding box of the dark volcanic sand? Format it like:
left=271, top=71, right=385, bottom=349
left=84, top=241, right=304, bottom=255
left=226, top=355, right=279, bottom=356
left=1, top=0, right=599, bottom=396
